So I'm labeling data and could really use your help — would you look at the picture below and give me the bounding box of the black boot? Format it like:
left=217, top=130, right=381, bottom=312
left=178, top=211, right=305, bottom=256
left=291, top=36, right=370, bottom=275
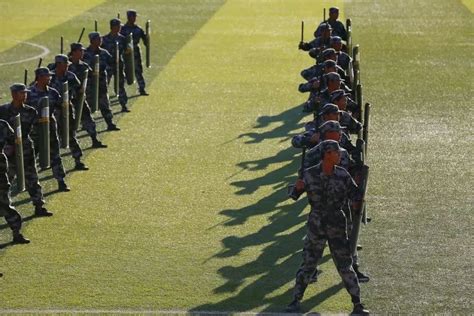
left=92, top=138, right=107, bottom=148
left=353, top=265, right=370, bottom=283
left=35, top=206, right=53, bottom=217
left=107, top=123, right=120, bottom=131
left=13, top=232, right=30, bottom=244
left=285, top=299, right=301, bottom=313
left=74, top=161, right=89, bottom=171
left=121, top=105, right=131, bottom=113
left=352, top=303, right=369, bottom=315
left=139, top=89, right=149, bottom=96
left=58, top=180, right=70, bottom=192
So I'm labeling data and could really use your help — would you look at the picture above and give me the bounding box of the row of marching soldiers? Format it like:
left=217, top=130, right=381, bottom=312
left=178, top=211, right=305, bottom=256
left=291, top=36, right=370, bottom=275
left=285, top=7, right=371, bottom=315
left=0, top=10, right=151, bottom=258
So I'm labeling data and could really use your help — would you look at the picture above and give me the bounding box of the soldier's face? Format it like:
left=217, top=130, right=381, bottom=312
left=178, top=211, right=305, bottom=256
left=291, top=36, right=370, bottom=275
left=12, top=91, right=27, bottom=103
left=56, top=62, right=67, bottom=73
left=328, top=79, right=340, bottom=90
left=324, top=112, right=340, bottom=122
left=111, top=25, right=121, bottom=33
left=324, top=149, right=341, bottom=165
left=37, top=74, right=51, bottom=85
left=71, top=49, right=83, bottom=60
left=325, top=66, right=336, bottom=73
left=335, top=97, right=347, bottom=110
left=332, top=42, right=342, bottom=51
left=128, top=15, right=136, bottom=24
left=324, top=131, right=341, bottom=142
left=329, top=11, right=339, bottom=20
left=91, top=37, right=102, bottom=47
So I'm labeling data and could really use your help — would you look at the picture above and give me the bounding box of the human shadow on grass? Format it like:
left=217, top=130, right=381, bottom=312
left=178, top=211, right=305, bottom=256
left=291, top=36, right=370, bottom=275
left=237, top=103, right=309, bottom=145
left=192, top=105, right=341, bottom=312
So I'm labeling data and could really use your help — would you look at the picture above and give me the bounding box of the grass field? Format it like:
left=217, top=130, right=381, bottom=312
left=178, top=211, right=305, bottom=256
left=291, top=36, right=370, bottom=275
left=0, top=0, right=472, bottom=314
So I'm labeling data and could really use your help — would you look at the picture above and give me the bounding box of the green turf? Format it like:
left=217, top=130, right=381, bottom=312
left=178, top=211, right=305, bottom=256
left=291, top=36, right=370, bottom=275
left=0, top=0, right=472, bottom=314
left=0, top=0, right=105, bottom=52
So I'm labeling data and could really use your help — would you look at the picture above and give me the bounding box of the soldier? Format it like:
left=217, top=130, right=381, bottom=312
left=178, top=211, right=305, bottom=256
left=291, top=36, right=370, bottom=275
left=0, top=83, right=52, bottom=218
left=301, top=48, right=336, bottom=81
left=330, top=89, right=362, bottom=133
left=83, top=32, right=120, bottom=131
left=285, top=140, right=369, bottom=315
left=315, top=7, right=348, bottom=40
left=50, top=54, right=88, bottom=171
left=102, top=18, right=130, bottom=112
left=299, top=23, right=331, bottom=53
left=294, top=104, right=356, bottom=155
left=0, top=115, right=30, bottom=244
left=303, top=121, right=352, bottom=170
left=330, top=36, right=352, bottom=72
left=27, top=67, right=70, bottom=192
left=120, top=9, right=149, bottom=95
left=318, top=72, right=350, bottom=107
left=302, top=122, right=369, bottom=284
left=68, top=42, right=107, bottom=148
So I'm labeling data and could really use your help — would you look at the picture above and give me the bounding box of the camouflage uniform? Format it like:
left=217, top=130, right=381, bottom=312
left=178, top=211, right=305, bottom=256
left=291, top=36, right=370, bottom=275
left=0, top=119, right=23, bottom=233
left=102, top=32, right=128, bottom=107
left=26, top=84, right=66, bottom=182
left=292, top=160, right=362, bottom=304
left=50, top=70, right=83, bottom=163
left=303, top=142, right=351, bottom=171
left=83, top=46, right=116, bottom=128
left=337, top=51, right=352, bottom=72
left=340, top=111, right=362, bottom=134
left=68, top=59, right=100, bottom=141
left=0, top=103, right=45, bottom=209
left=120, top=22, right=147, bottom=91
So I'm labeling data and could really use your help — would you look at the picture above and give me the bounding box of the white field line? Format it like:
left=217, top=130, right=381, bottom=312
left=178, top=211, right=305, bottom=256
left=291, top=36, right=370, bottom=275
left=0, top=309, right=342, bottom=315
left=0, top=41, right=50, bottom=66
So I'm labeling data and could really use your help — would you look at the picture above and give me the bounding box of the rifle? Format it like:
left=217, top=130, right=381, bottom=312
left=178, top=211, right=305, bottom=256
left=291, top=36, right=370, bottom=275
left=78, top=27, right=85, bottom=43
left=349, top=164, right=369, bottom=256
left=23, top=69, right=28, bottom=85
left=301, top=20, right=304, bottom=42
left=60, top=36, right=64, bottom=54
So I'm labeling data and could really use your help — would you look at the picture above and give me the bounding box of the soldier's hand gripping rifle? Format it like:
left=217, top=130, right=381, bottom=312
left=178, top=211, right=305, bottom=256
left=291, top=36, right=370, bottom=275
left=287, top=148, right=306, bottom=201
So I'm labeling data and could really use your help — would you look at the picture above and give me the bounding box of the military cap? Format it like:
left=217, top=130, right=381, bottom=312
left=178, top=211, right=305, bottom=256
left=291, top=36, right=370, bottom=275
left=319, top=120, right=341, bottom=135
left=325, top=71, right=342, bottom=82
left=88, top=32, right=101, bottom=41
left=70, top=42, right=85, bottom=51
left=35, top=67, right=53, bottom=77
left=110, top=18, right=121, bottom=27
left=329, top=7, right=339, bottom=13
left=55, top=54, right=70, bottom=64
left=319, top=103, right=340, bottom=116
left=330, top=89, right=350, bottom=102
left=330, top=36, right=342, bottom=45
left=320, top=139, right=340, bottom=153
left=10, top=83, right=30, bottom=93
left=322, top=48, right=337, bottom=58
left=323, top=59, right=337, bottom=68
left=127, top=9, right=138, bottom=17
left=319, top=22, right=332, bottom=31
